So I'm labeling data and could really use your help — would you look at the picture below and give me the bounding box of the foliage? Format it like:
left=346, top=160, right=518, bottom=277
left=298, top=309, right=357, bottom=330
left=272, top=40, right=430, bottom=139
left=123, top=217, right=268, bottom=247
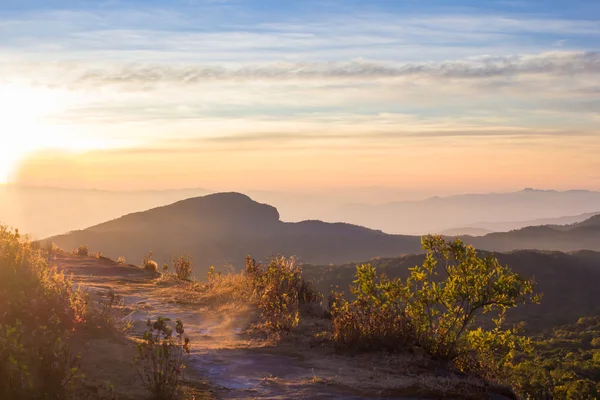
left=329, top=264, right=414, bottom=351
left=507, top=316, right=600, bottom=399
left=117, top=256, right=126, bottom=264
left=330, top=236, right=538, bottom=366
left=0, top=226, right=87, bottom=399
left=172, top=255, right=193, bottom=281
left=135, top=317, right=191, bottom=400
left=74, top=245, right=89, bottom=257
left=407, top=235, right=538, bottom=360
left=143, top=252, right=159, bottom=273
left=245, top=256, right=322, bottom=334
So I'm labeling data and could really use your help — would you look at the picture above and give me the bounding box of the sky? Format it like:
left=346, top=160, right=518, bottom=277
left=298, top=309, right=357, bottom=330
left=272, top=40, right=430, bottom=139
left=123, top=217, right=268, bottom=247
left=1, top=0, right=599, bottom=194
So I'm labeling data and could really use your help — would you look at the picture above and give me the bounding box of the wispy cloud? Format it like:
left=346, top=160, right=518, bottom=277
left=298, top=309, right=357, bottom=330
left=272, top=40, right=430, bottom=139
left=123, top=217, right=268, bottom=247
left=59, top=51, right=599, bottom=88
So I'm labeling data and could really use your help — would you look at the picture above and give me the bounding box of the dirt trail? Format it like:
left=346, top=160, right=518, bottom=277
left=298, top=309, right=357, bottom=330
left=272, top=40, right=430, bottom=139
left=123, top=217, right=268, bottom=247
left=54, top=253, right=410, bottom=400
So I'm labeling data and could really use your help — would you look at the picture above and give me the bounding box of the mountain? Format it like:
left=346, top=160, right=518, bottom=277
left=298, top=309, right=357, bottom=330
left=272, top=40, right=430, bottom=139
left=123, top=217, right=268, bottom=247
left=0, top=184, right=209, bottom=238
left=442, top=212, right=600, bottom=236
left=5, top=185, right=600, bottom=237
left=464, top=214, right=600, bottom=252
left=44, top=193, right=422, bottom=274
left=333, top=189, right=600, bottom=234
left=440, top=227, right=493, bottom=236
left=303, top=250, right=600, bottom=332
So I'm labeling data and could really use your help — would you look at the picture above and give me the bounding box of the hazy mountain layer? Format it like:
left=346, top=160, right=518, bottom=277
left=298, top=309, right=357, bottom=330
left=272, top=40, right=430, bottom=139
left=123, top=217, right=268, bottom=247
left=335, top=188, right=600, bottom=234
left=442, top=211, right=600, bottom=236
left=464, top=215, right=600, bottom=252
left=4, top=185, right=600, bottom=238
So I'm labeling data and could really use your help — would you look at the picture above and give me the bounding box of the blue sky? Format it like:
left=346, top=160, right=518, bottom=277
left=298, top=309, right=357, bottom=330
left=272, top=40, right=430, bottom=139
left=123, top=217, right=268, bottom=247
left=1, top=0, right=599, bottom=192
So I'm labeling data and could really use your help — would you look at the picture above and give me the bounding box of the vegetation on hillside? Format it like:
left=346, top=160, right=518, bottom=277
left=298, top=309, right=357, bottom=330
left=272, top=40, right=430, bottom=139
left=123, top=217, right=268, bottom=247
left=508, top=316, right=600, bottom=399
left=0, top=227, right=87, bottom=399
left=6, top=223, right=600, bottom=399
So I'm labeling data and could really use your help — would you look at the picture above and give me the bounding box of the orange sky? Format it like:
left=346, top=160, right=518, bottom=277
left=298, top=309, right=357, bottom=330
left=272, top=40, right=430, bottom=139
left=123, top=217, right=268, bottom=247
left=2, top=4, right=600, bottom=194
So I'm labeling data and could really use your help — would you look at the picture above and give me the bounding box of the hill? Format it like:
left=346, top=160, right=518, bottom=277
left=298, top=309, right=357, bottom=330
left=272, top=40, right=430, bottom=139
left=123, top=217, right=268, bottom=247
left=464, top=214, right=600, bottom=252
left=45, top=192, right=422, bottom=275
left=303, top=249, right=600, bottom=332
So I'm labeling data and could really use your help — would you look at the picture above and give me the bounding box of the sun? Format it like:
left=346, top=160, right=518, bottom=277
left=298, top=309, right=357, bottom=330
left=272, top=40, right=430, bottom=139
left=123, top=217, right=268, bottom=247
left=0, top=84, right=74, bottom=182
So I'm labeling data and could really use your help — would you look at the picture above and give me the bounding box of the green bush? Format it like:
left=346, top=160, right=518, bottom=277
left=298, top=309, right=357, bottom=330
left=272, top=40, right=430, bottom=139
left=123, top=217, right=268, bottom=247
left=330, top=236, right=538, bottom=365
left=0, top=226, right=87, bottom=399
left=329, top=264, right=414, bottom=351
left=135, top=317, right=191, bottom=400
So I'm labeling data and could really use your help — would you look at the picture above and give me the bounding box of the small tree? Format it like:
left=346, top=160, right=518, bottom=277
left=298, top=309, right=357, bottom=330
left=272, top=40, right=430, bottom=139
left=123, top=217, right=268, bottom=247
left=331, top=236, right=539, bottom=365
left=135, top=317, right=190, bottom=400
left=408, top=235, right=539, bottom=360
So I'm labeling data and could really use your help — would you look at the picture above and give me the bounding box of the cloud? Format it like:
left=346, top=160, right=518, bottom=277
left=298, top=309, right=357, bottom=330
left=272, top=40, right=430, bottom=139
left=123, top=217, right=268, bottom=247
left=28, top=51, right=596, bottom=90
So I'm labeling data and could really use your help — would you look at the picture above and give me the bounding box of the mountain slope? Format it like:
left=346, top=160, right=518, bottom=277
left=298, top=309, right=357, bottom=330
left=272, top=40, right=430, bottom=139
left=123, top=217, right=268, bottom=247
left=464, top=214, right=600, bottom=252
left=45, top=193, right=422, bottom=274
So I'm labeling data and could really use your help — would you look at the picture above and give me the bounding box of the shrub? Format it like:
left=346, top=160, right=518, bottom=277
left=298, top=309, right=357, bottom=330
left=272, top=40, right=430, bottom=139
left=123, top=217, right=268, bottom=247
left=245, top=256, right=322, bottom=334
left=117, top=256, right=126, bottom=264
left=330, top=236, right=538, bottom=365
left=143, top=252, right=159, bottom=273
left=135, top=317, right=190, bottom=400
left=0, top=226, right=87, bottom=399
left=407, top=236, right=538, bottom=361
left=329, top=264, right=413, bottom=351
left=172, top=255, right=193, bottom=281
left=74, top=245, right=89, bottom=257
left=92, top=289, right=132, bottom=334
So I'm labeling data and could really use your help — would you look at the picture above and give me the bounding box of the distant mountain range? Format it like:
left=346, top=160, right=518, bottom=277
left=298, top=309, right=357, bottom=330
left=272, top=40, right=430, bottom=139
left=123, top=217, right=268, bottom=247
left=333, top=188, right=600, bottom=234
left=441, top=212, right=600, bottom=236
left=463, top=214, right=600, bottom=252
left=44, top=193, right=421, bottom=273
left=304, top=250, right=600, bottom=332
left=43, top=192, right=600, bottom=275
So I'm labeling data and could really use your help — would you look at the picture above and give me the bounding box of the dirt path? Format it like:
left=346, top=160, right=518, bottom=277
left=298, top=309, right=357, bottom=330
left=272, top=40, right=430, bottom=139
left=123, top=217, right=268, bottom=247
left=54, top=253, right=413, bottom=400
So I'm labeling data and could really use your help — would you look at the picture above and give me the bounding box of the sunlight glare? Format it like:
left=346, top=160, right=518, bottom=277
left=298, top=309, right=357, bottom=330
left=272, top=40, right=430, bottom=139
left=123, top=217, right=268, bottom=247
left=0, top=84, right=85, bottom=182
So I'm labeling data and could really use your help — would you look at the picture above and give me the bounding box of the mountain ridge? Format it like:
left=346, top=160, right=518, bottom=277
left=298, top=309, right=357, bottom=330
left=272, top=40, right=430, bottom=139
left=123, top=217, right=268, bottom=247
left=45, top=192, right=421, bottom=273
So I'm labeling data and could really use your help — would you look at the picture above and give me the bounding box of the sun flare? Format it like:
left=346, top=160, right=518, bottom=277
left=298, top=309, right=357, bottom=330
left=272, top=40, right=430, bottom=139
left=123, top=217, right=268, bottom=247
left=0, top=84, right=88, bottom=182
